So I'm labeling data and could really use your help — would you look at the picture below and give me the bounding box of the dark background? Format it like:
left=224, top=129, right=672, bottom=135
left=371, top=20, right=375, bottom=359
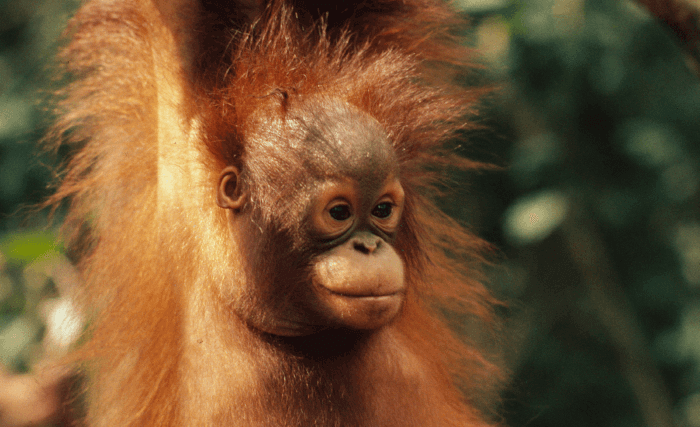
left=0, top=0, right=699, bottom=426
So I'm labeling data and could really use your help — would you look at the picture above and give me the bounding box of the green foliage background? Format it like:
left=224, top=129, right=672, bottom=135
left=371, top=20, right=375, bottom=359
left=1, top=1, right=699, bottom=426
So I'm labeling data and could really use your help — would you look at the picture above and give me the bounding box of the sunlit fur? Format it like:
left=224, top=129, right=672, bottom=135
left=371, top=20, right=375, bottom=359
left=48, top=0, right=502, bottom=425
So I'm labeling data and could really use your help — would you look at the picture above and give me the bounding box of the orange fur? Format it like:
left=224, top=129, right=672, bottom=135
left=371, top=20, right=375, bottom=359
left=48, top=1, right=502, bottom=425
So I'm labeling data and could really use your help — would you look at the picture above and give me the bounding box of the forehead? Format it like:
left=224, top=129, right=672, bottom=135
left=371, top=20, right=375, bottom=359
left=295, top=100, right=396, bottom=181
left=249, top=98, right=397, bottom=184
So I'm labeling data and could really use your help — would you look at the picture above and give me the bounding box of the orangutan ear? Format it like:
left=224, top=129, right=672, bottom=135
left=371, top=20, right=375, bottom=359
left=217, top=166, right=246, bottom=210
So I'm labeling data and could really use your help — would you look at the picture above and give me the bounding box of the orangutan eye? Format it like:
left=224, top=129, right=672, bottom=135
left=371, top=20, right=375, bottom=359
left=371, top=202, right=393, bottom=219
left=329, top=204, right=352, bottom=221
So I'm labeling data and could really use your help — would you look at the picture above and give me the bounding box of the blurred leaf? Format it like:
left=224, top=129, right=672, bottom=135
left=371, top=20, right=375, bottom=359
left=503, top=190, right=569, bottom=245
left=0, top=315, right=40, bottom=367
left=0, top=230, right=58, bottom=264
